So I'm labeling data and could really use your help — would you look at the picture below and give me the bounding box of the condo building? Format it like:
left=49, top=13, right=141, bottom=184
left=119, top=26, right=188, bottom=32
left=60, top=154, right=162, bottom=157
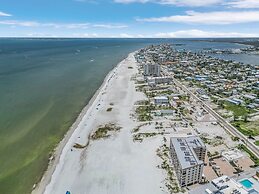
left=144, top=62, right=161, bottom=77
left=170, top=135, right=206, bottom=187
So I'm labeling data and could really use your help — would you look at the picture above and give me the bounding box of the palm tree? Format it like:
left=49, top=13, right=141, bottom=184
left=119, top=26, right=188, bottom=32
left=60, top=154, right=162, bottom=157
left=243, top=114, right=248, bottom=122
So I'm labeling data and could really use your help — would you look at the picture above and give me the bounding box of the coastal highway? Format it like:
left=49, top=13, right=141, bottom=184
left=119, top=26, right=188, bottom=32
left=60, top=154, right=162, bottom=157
left=172, top=77, right=259, bottom=159
left=162, top=68, right=259, bottom=158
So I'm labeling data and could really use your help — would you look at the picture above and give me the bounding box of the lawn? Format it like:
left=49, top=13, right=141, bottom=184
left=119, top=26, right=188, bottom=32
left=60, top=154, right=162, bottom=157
left=231, top=120, right=259, bottom=137
left=223, top=102, right=250, bottom=117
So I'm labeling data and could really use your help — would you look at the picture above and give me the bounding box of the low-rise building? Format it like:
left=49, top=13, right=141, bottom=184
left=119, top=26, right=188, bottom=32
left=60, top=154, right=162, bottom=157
left=211, top=175, right=254, bottom=194
left=152, top=109, right=175, bottom=116
left=147, top=76, right=172, bottom=86
left=190, top=175, right=259, bottom=194
left=154, top=96, right=169, bottom=105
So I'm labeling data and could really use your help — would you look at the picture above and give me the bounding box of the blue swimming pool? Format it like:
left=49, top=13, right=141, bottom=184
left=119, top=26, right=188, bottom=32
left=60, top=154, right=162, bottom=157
left=240, top=179, right=253, bottom=189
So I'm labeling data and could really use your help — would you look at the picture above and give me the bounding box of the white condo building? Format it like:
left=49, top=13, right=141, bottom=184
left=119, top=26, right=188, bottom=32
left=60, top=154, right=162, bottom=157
left=144, top=62, right=161, bottom=77
left=170, top=135, right=206, bottom=187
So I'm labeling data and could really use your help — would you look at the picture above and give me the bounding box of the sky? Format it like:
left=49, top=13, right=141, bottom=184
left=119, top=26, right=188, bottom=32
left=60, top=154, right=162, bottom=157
left=1, top=0, right=259, bottom=38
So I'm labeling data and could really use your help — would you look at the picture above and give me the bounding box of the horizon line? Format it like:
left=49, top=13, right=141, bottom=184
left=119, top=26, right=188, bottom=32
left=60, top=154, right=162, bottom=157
left=0, top=36, right=259, bottom=39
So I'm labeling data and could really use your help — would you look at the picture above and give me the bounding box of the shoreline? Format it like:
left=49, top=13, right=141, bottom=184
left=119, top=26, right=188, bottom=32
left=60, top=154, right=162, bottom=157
left=32, top=51, right=135, bottom=194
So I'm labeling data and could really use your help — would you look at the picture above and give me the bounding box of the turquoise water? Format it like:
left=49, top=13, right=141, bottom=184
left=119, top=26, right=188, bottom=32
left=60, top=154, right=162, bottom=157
left=0, top=38, right=258, bottom=194
left=240, top=179, right=253, bottom=189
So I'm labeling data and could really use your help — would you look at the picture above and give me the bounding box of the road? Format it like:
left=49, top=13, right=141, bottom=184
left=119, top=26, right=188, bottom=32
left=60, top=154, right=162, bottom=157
left=172, top=77, right=259, bottom=158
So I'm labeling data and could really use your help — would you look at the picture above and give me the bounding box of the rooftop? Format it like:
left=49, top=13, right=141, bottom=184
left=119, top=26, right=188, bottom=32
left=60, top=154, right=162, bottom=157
left=212, top=175, right=252, bottom=194
left=154, top=96, right=168, bottom=100
left=170, top=135, right=205, bottom=169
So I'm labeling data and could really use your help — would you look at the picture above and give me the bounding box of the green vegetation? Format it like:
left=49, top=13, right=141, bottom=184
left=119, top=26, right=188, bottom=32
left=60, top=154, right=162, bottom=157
left=106, top=107, right=113, bottom=112
left=156, top=90, right=172, bottom=96
left=157, top=143, right=181, bottom=193
left=223, top=102, right=250, bottom=117
left=131, top=123, right=148, bottom=133
left=231, top=136, right=240, bottom=141
left=200, top=136, right=210, bottom=144
left=135, top=85, right=145, bottom=92
left=255, top=141, right=259, bottom=146
left=200, top=135, right=223, bottom=146
left=231, top=120, right=259, bottom=137
left=182, top=108, right=189, bottom=116
left=132, top=127, right=140, bottom=133
left=91, top=123, right=121, bottom=140
left=238, top=144, right=259, bottom=167
left=229, top=160, right=244, bottom=174
left=135, top=105, right=154, bottom=121
left=73, top=143, right=87, bottom=149
left=137, top=81, right=146, bottom=84
left=128, top=66, right=133, bottom=69
left=136, top=100, right=150, bottom=106
left=179, top=95, right=189, bottom=101
left=133, top=132, right=164, bottom=142
left=207, top=151, right=219, bottom=158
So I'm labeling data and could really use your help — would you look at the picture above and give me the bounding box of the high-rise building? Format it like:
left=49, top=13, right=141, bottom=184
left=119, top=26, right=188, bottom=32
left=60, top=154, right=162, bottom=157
left=170, top=135, right=206, bottom=187
left=143, top=62, right=161, bottom=77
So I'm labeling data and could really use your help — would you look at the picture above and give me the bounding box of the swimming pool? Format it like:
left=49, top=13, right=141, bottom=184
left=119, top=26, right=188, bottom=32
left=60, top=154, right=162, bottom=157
left=240, top=179, right=253, bottom=189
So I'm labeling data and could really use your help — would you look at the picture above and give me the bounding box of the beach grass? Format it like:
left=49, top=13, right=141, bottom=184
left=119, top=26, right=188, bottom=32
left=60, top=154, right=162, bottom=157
left=91, top=123, right=121, bottom=140
left=135, top=105, right=154, bottom=121
left=106, top=107, right=113, bottom=112
left=73, top=143, right=87, bottom=149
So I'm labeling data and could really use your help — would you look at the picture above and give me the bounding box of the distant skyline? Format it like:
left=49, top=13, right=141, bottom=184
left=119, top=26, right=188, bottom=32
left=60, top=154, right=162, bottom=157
left=1, top=0, right=259, bottom=38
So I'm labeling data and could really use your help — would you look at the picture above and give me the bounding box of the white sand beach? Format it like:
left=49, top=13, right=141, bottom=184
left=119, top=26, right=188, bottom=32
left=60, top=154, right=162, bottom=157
left=33, top=52, right=168, bottom=194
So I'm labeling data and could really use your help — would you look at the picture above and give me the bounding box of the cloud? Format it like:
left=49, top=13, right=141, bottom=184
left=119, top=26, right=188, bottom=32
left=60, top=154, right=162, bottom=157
left=117, top=33, right=145, bottom=38
left=114, top=0, right=223, bottom=6
left=154, top=29, right=259, bottom=38
left=156, top=0, right=222, bottom=6
left=73, top=0, right=99, bottom=4
left=0, top=11, right=12, bottom=17
left=5, top=30, right=259, bottom=38
left=0, top=20, right=127, bottom=29
left=0, top=20, right=90, bottom=28
left=92, top=24, right=128, bottom=28
left=43, top=23, right=90, bottom=29
left=110, top=30, right=259, bottom=38
left=118, top=33, right=135, bottom=38
left=0, top=20, right=40, bottom=27
left=114, top=0, right=149, bottom=3
left=226, top=0, right=259, bottom=8
left=137, top=11, right=259, bottom=24
left=26, top=33, right=58, bottom=38
left=72, top=33, right=99, bottom=37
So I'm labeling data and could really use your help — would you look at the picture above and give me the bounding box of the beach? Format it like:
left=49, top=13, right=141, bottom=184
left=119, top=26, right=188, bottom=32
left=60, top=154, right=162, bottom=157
left=33, top=51, right=166, bottom=194
left=2, top=38, right=258, bottom=194
left=0, top=38, right=163, bottom=194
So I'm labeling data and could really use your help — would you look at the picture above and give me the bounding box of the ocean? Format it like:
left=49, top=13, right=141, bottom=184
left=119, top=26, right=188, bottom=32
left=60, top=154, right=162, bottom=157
left=0, top=38, right=258, bottom=194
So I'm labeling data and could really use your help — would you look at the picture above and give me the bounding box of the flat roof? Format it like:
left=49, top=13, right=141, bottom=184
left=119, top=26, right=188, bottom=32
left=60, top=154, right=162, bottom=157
left=212, top=176, right=249, bottom=194
left=188, top=183, right=218, bottom=194
left=154, top=96, right=168, bottom=100
left=171, top=136, right=205, bottom=169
